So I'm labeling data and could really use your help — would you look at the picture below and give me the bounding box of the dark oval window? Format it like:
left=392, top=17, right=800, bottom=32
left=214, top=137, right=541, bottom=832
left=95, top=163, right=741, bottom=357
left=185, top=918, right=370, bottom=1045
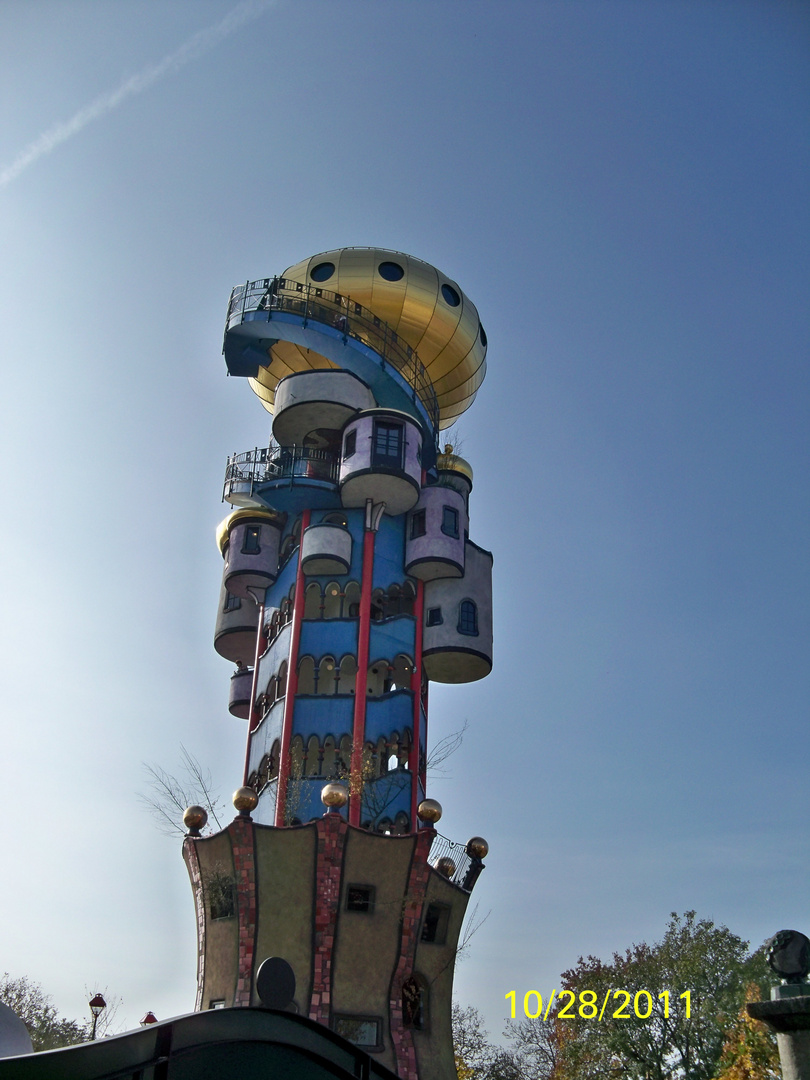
left=441, top=283, right=460, bottom=307
left=310, top=262, right=335, bottom=282
left=378, top=261, right=404, bottom=281
left=479, top=323, right=487, bottom=347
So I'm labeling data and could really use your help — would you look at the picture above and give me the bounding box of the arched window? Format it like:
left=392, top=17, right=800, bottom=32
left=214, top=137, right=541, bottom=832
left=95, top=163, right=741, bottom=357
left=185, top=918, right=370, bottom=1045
left=374, top=736, right=388, bottom=777
left=402, top=976, right=425, bottom=1029
left=337, top=654, right=357, bottom=695
left=280, top=534, right=297, bottom=563
left=323, top=511, right=348, bottom=527
left=305, top=735, right=321, bottom=776
left=344, top=581, right=361, bottom=618
left=323, top=582, right=342, bottom=620
left=277, top=660, right=288, bottom=698
left=318, top=656, right=337, bottom=695
left=370, top=588, right=385, bottom=623
left=298, top=656, right=316, bottom=696
left=386, top=584, right=402, bottom=618
left=269, top=739, right=280, bottom=780
left=304, top=583, right=322, bottom=620
left=259, top=754, right=271, bottom=789
left=366, top=661, right=387, bottom=698
left=322, top=736, right=337, bottom=778
left=265, top=676, right=277, bottom=707
left=267, top=609, right=280, bottom=643
left=338, top=735, right=352, bottom=776
left=401, top=581, right=415, bottom=616
left=398, top=728, right=412, bottom=768
left=290, top=736, right=305, bottom=780
left=391, top=654, right=413, bottom=691
left=458, top=600, right=478, bottom=636
left=393, top=811, right=410, bottom=835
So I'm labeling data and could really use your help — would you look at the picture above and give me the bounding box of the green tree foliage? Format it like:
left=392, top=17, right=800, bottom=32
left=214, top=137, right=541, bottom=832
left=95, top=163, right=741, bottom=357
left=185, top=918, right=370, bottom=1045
left=503, top=912, right=772, bottom=1080
left=0, top=974, right=88, bottom=1052
left=453, top=1003, right=524, bottom=1079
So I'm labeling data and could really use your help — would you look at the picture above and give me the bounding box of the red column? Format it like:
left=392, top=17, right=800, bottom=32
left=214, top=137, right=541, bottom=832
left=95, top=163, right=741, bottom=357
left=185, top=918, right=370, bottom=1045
left=275, top=510, right=310, bottom=827
left=409, top=578, right=424, bottom=830
left=349, top=516, right=376, bottom=826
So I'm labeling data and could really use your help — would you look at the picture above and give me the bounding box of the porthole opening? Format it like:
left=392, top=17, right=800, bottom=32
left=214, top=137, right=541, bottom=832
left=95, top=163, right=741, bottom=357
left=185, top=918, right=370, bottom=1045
left=441, top=283, right=460, bottom=307
left=378, top=261, right=404, bottom=282
left=310, top=261, right=335, bottom=282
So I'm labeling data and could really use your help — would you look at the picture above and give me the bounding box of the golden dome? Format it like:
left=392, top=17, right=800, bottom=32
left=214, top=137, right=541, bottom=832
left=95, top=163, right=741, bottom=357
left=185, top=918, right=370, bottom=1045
left=417, top=798, right=443, bottom=823
left=437, top=445, right=474, bottom=484
left=183, top=805, right=208, bottom=833
left=320, top=782, right=349, bottom=809
left=216, top=507, right=285, bottom=553
left=248, top=247, right=487, bottom=429
left=466, top=836, right=489, bottom=859
left=232, top=786, right=259, bottom=813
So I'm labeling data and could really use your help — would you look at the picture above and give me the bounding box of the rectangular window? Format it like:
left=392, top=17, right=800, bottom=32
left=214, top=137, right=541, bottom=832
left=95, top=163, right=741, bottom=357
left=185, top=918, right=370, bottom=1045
left=426, top=607, right=443, bottom=627
left=223, top=591, right=241, bottom=612
left=410, top=509, right=426, bottom=538
left=209, top=1000, right=226, bottom=1010
left=346, top=884, right=375, bottom=913
left=242, top=527, right=261, bottom=554
left=441, top=506, right=459, bottom=538
left=371, top=421, right=403, bottom=468
left=420, top=903, right=451, bottom=945
left=333, top=1016, right=381, bottom=1049
left=343, top=429, right=357, bottom=459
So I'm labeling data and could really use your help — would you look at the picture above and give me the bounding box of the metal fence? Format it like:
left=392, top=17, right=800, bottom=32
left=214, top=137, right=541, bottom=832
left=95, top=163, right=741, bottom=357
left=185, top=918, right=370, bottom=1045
left=223, top=444, right=339, bottom=503
left=428, top=832, right=474, bottom=891
left=225, top=276, right=440, bottom=432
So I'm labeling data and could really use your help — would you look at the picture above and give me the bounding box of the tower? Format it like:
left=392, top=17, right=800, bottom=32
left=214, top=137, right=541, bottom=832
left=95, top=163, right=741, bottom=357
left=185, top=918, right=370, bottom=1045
left=184, top=248, right=493, bottom=1080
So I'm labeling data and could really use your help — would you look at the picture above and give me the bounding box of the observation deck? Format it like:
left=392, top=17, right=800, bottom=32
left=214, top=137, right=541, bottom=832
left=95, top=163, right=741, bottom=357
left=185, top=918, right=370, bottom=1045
left=223, top=278, right=440, bottom=455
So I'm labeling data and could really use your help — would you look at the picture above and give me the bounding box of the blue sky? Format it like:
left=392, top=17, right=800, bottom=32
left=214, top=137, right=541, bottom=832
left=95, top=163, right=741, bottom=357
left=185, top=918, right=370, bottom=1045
left=0, top=0, right=807, bottom=1040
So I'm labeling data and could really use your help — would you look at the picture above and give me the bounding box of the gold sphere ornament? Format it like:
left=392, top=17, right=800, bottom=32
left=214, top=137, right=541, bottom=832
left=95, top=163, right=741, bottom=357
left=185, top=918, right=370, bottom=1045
left=417, top=798, right=443, bottom=824
left=435, top=857, right=456, bottom=878
left=466, top=836, right=489, bottom=859
left=320, top=782, right=349, bottom=809
left=232, top=786, right=259, bottom=813
left=183, top=805, right=208, bottom=833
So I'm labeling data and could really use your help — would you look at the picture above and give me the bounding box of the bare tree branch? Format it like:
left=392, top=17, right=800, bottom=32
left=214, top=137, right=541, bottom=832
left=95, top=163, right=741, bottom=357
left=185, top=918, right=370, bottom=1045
left=139, top=745, right=225, bottom=836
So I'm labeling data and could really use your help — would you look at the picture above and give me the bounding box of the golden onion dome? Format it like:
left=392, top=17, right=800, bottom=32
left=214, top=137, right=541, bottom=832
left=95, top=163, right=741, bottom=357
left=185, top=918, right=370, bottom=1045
left=215, top=508, right=285, bottom=553
left=248, top=247, right=487, bottom=429
left=436, top=444, right=474, bottom=485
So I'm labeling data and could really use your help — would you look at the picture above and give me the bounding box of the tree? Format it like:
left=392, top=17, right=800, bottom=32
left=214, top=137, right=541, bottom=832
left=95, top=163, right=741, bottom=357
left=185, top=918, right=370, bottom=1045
left=506, top=912, right=772, bottom=1080
left=140, top=745, right=226, bottom=837
left=712, top=984, right=779, bottom=1080
left=0, top=974, right=87, bottom=1052
left=453, top=1003, right=525, bottom=1079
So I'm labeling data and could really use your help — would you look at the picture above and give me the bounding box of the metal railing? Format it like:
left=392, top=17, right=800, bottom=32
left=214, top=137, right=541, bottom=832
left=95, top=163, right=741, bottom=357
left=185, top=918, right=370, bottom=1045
left=428, top=832, right=476, bottom=891
left=225, top=276, right=440, bottom=432
left=223, top=444, right=339, bottom=503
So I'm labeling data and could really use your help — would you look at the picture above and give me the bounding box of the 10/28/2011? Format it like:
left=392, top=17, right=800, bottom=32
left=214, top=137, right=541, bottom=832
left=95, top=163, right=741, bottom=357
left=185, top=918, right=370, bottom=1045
left=505, top=989, right=692, bottom=1021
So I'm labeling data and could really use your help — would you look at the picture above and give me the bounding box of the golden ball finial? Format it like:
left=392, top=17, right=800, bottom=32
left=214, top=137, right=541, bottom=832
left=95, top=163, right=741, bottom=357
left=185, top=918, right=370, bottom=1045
left=444, top=443, right=453, bottom=454
left=417, top=798, right=443, bottom=824
left=466, top=836, right=489, bottom=859
left=233, top=786, right=258, bottom=814
left=320, top=782, right=348, bottom=809
left=435, top=856, right=456, bottom=877
left=183, top=805, right=208, bottom=834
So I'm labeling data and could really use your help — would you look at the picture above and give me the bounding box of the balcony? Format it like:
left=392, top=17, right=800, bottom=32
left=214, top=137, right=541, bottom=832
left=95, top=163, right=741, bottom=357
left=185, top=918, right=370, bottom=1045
left=223, top=444, right=340, bottom=513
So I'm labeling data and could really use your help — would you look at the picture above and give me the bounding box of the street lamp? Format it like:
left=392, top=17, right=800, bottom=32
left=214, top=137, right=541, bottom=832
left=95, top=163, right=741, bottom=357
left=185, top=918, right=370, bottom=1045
left=88, top=994, right=106, bottom=1040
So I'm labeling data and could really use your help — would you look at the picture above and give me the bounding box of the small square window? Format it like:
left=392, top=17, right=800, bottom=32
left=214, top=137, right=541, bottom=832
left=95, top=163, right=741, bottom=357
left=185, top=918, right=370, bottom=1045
left=426, top=607, right=443, bottom=627
left=209, top=1000, right=226, bottom=1010
left=441, top=506, right=459, bottom=538
left=344, top=430, right=357, bottom=459
left=410, top=509, right=426, bottom=539
left=346, top=884, right=375, bottom=913
left=223, top=591, right=241, bottom=612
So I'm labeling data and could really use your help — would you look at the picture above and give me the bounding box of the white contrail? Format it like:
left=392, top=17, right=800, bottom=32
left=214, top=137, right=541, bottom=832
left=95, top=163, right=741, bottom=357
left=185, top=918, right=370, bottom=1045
left=0, top=0, right=275, bottom=188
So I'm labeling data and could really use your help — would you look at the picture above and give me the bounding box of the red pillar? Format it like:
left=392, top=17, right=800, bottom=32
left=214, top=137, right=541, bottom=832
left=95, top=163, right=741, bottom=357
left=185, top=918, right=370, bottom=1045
left=349, top=518, right=376, bottom=826
left=409, top=578, right=424, bottom=830
left=275, top=509, right=310, bottom=827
